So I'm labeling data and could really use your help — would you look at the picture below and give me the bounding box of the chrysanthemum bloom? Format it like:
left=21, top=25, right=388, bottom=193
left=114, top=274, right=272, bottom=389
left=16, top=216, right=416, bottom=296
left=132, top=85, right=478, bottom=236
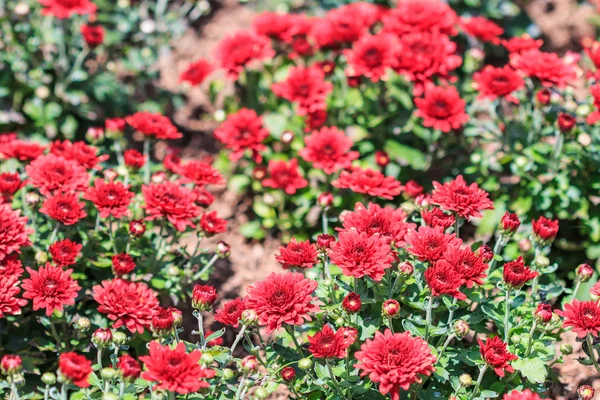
left=194, top=187, right=215, bottom=207
left=0, top=173, right=25, bottom=203
left=577, top=385, right=595, bottom=400
left=556, top=300, right=600, bottom=338
left=316, top=233, right=335, bottom=251
left=112, top=253, right=136, bottom=276
left=503, top=389, right=546, bottom=400
left=355, top=330, right=436, bottom=400
left=213, top=30, right=274, bottom=79
left=245, top=272, right=319, bottom=334
left=50, top=140, right=109, bottom=171
left=0, top=276, right=27, bottom=318
left=142, top=182, right=201, bottom=232
left=510, top=49, right=577, bottom=88
left=48, top=239, right=82, bottom=267
left=503, top=257, right=538, bottom=289
left=305, top=109, right=328, bottom=131
left=26, top=154, right=89, bottom=195
left=22, top=263, right=80, bottom=316
left=192, top=284, right=217, bottom=311
left=179, top=59, right=214, bottom=86
left=140, top=341, right=215, bottom=394
left=0, top=255, right=24, bottom=279
left=404, top=180, right=424, bottom=198
left=425, top=260, right=466, bottom=300
left=310, top=8, right=366, bottom=49
left=381, top=0, right=457, bottom=36
left=342, top=292, right=361, bottom=313
left=500, top=212, right=521, bottom=235
left=129, top=220, right=146, bottom=237
left=215, top=298, right=247, bottom=328
left=105, top=118, right=126, bottom=134
left=0, top=140, right=45, bottom=161
left=200, top=211, right=228, bottom=235
left=117, top=354, right=141, bottom=381
left=126, top=112, right=182, bottom=140
left=475, top=244, right=494, bottom=263
left=0, top=205, right=31, bottom=261
left=333, top=167, right=402, bottom=200
left=283, top=14, right=315, bottom=58
left=173, top=160, right=224, bottom=187
left=415, top=86, right=469, bottom=133
left=340, top=202, right=415, bottom=247
left=421, top=208, right=455, bottom=230
left=478, top=336, right=518, bottom=377
left=262, top=159, right=308, bottom=195
left=557, top=113, right=576, bottom=133
left=1, top=354, right=22, bottom=375
left=214, top=108, right=269, bottom=162
left=460, top=16, right=504, bottom=44
left=39, top=0, right=97, bottom=19
left=329, top=229, right=394, bottom=282
left=272, top=66, right=333, bottom=116
left=345, top=33, right=399, bottom=82
left=431, top=175, right=494, bottom=220
left=442, top=245, right=488, bottom=288
left=534, top=303, right=554, bottom=324
left=532, top=216, right=559, bottom=243
left=308, top=325, right=352, bottom=359
left=275, top=239, right=319, bottom=269
left=281, top=366, right=296, bottom=382
left=84, top=179, right=134, bottom=219
left=58, top=352, right=92, bottom=388
left=80, top=24, right=104, bottom=47
left=473, top=65, right=525, bottom=104
left=405, top=225, right=461, bottom=263
left=298, top=126, right=359, bottom=174
left=92, top=278, right=159, bottom=333
left=252, top=11, right=295, bottom=41
left=40, top=192, right=87, bottom=225
left=123, top=149, right=145, bottom=169
left=382, top=299, right=401, bottom=318
left=588, top=84, right=600, bottom=124
left=151, top=307, right=174, bottom=336
left=501, top=36, right=543, bottom=54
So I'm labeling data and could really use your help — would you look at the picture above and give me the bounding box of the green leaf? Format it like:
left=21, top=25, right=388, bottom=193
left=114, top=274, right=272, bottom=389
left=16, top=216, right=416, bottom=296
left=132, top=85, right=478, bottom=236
left=263, top=113, right=288, bottom=139
left=205, top=328, right=226, bottom=344
left=384, top=140, right=428, bottom=170
left=512, top=357, right=547, bottom=384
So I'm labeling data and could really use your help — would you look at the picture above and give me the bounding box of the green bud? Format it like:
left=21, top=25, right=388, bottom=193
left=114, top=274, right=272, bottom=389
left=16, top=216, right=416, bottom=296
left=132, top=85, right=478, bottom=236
left=254, top=387, right=268, bottom=399
left=222, top=368, right=235, bottom=380
left=112, top=331, right=128, bottom=346
left=100, top=368, right=117, bottom=380
left=335, top=317, right=345, bottom=326
left=200, top=353, right=214, bottom=366
left=510, top=335, right=522, bottom=345
left=298, top=358, right=313, bottom=371
left=102, top=393, right=119, bottom=400
left=167, top=266, right=180, bottom=277
left=560, top=344, right=573, bottom=355
left=8, top=373, right=26, bottom=388
left=458, top=374, right=472, bottom=387
left=73, top=316, right=91, bottom=332
left=533, top=255, right=549, bottom=269
left=35, top=251, right=48, bottom=264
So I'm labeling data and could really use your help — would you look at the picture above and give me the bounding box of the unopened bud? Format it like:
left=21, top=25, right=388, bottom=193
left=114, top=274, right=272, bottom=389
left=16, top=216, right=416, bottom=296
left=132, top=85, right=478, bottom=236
left=100, top=368, right=117, bottom=380
left=534, top=303, right=553, bottom=324
left=533, top=255, right=550, bottom=269
left=254, top=387, right=268, bottom=399
left=577, top=385, right=595, bottom=400
left=73, top=316, right=91, bottom=332
left=560, top=343, right=573, bottom=355
left=382, top=299, right=400, bottom=318
left=459, top=374, right=472, bottom=387
left=35, top=251, right=48, bottom=264
left=41, top=372, right=56, bottom=385
left=298, top=358, right=313, bottom=370
left=576, top=264, right=594, bottom=282
left=475, top=245, right=493, bottom=263
left=317, top=192, right=334, bottom=208
left=200, top=353, right=214, bottom=366
left=1, top=355, right=22, bottom=375
left=453, top=319, right=470, bottom=338
left=241, top=309, right=259, bottom=326
left=398, top=261, right=414, bottom=277
left=281, top=366, right=296, bottom=382
left=92, top=328, right=113, bottom=348
left=192, top=285, right=217, bottom=311
left=112, top=331, right=128, bottom=346
left=216, top=241, right=231, bottom=258
left=240, top=356, right=258, bottom=374
left=281, top=131, right=294, bottom=145
left=25, top=192, right=40, bottom=206
left=222, top=368, right=234, bottom=380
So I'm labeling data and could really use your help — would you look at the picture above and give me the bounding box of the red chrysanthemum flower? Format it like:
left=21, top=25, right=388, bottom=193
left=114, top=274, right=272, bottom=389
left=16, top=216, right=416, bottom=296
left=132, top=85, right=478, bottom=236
left=310, top=8, right=367, bottom=49
left=421, top=208, right=455, bottom=230
left=117, top=354, right=141, bottom=380
left=22, top=263, right=80, bottom=316
left=345, top=33, right=399, bottom=82
left=275, top=238, right=319, bottom=269
left=298, top=126, right=359, bottom=174
left=112, top=253, right=136, bottom=276
left=252, top=12, right=295, bottom=41
left=415, top=86, right=469, bottom=133
left=502, top=36, right=543, bottom=54
left=0, top=255, right=24, bottom=279
left=329, top=229, right=394, bottom=282
left=172, top=160, right=224, bottom=187
left=200, top=211, right=228, bottom=235
left=588, top=84, right=600, bottom=124
left=0, top=173, right=25, bottom=203
left=192, top=284, right=217, bottom=310
left=556, top=300, right=600, bottom=338
left=503, top=389, right=546, bottom=400
left=213, top=31, right=274, bottom=79
left=215, top=298, right=247, bottom=328
left=40, top=192, right=87, bottom=225
left=308, top=325, right=352, bottom=359
left=460, top=16, right=504, bottom=44
left=404, top=181, right=424, bottom=198
left=272, top=65, right=333, bottom=116
left=50, top=140, right=109, bottom=170
left=532, top=216, right=559, bottom=242
left=503, top=256, right=538, bottom=289
left=245, top=272, right=319, bottom=334
left=442, top=245, right=488, bottom=288
left=425, top=259, right=466, bottom=300
left=105, top=118, right=125, bottom=133
left=142, top=182, right=201, bottom=232
left=214, top=108, right=269, bottom=162
left=84, top=179, right=134, bottom=219
left=342, top=292, right=362, bottom=313
left=340, top=202, right=415, bottom=247
left=510, top=49, right=577, bottom=88
left=306, top=109, right=328, bottom=131
left=281, top=14, right=315, bottom=58
left=478, top=336, right=518, bottom=377
left=473, top=65, right=525, bottom=104
left=405, top=225, right=461, bottom=263
left=500, top=212, right=521, bottom=234
left=58, top=352, right=92, bottom=388
left=332, top=167, right=403, bottom=200
left=431, top=175, right=494, bottom=220
left=151, top=307, right=174, bottom=335
left=194, top=187, right=215, bottom=207
left=126, top=112, right=182, bottom=140
left=123, top=149, right=145, bottom=169
left=92, top=278, right=159, bottom=333
left=39, top=0, right=97, bottom=19
left=0, top=205, right=31, bottom=261
left=534, top=303, right=554, bottom=324
left=262, top=159, right=308, bottom=195
left=26, top=154, right=89, bottom=195
left=381, top=0, right=457, bottom=36
left=0, top=133, right=16, bottom=144
left=80, top=24, right=104, bottom=47
left=140, top=342, right=216, bottom=394
left=0, top=140, right=45, bottom=162
left=355, top=330, right=436, bottom=400
left=0, top=276, right=27, bottom=318
left=49, top=239, right=82, bottom=267
left=179, top=58, right=214, bottom=86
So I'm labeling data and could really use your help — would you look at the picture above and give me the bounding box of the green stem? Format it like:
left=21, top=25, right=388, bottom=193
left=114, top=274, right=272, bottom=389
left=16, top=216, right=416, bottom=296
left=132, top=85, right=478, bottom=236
left=119, top=382, right=125, bottom=398
left=387, top=317, right=395, bottom=334
left=286, top=326, right=304, bottom=356
left=425, top=296, right=434, bottom=341
left=446, top=298, right=458, bottom=327
left=504, top=287, right=512, bottom=342
left=97, top=347, right=103, bottom=369
left=60, top=383, right=68, bottom=400
left=143, top=139, right=151, bottom=184
left=572, top=280, right=582, bottom=301
left=326, top=360, right=347, bottom=400
left=44, top=385, right=49, bottom=400
left=58, top=48, right=89, bottom=93
left=489, top=234, right=505, bottom=271
left=523, top=320, right=538, bottom=358
left=108, top=217, right=118, bottom=254
left=10, top=383, right=20, bottom=400
left=469, top=364, right=488, bottom=400
left=193, top=254, right=219, bottom=281
left=586, top=335, right=600, bottom=375
left=230, top=324, right=247, bottom=356
left=234, top=376, right=246, bottom=400
left=49, top=225, right=60, bottom=244
left=196, top=311, right=205, bottom=350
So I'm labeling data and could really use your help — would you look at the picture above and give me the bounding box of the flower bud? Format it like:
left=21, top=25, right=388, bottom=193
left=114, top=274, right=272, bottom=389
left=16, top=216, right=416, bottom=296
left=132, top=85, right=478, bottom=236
left=241, top=309, right=259, bottom=326
left=533, top=255, right=550, bottom=269
left=1, top=355, right=22, bottom=375
left=382, top=299, right=400, bottom=318
left=129, top=220, right=146, bottom=237
left=281, top=131, right=294, bottom=145
left=475, top=245, right=493, bottom=263
left=253, top=166, right=267, bottom=181
left=560, top=343, right=573, bottom=355
left=8, top=373, right=25, bottom=388
left=216, top=241, right=231, bottom=258
left=92, top=328, right=113, bottom=348
left=192, top=284, right=217, bottom=311
left=577, top=385, right=595, bottom=400
left=100, top=368, right=117, bottom=380
left=169, top=307, right=183, bottom=328
left=25, top=192, right=40, bottom=206
left=86, top=127, right=104, bottom=144
left=298, top=358, right=313, bottom=370
left=398, top=261, right=414, bottom=277
left=240, top=356, right=259, bottom=374
left=342, top=292, right=362, bottom=314
left=458, top=374, right=472, bottom=387
left=576, top=263, right=594, bottom=282
left=200, top=353, right=214, bottom=366
left=73, top=316, right=91, bottom=332
left=375, top=150, right=390, bottom=168
left=510, top=335, right=522, bottom=345
left=534, top=303, right=553, bottom=324
left=35, top=250, right=48, bottom=264
left=102, top=394, right=119, bottom=400
left=222, top=368, right=234, bottom=380
left=500, top=212, right=520, bottom=235
left=318, top=192, right=334, bottom=208
left=41, top=372, right=56, bottom=385
left=103, top=169, right=118, bottom=182
left=281, top=366, right=296, bottom=382
left=316, top=234, right=335, bottom=251
left=536, top=88, right=551, bottom=106
left=558, top=113, right=576, bottom=133
left=151, top=308, right=174, bottom=336
left=453, top=319, right=470, bottom=338
left=112, top=331, right=128, bottom=346
left=254, top=387, right=268, bottom=399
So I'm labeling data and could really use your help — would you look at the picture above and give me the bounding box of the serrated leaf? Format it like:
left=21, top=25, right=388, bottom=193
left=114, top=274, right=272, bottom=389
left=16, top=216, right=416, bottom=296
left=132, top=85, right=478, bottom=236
left=512, top=357, right=547, bottom=384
